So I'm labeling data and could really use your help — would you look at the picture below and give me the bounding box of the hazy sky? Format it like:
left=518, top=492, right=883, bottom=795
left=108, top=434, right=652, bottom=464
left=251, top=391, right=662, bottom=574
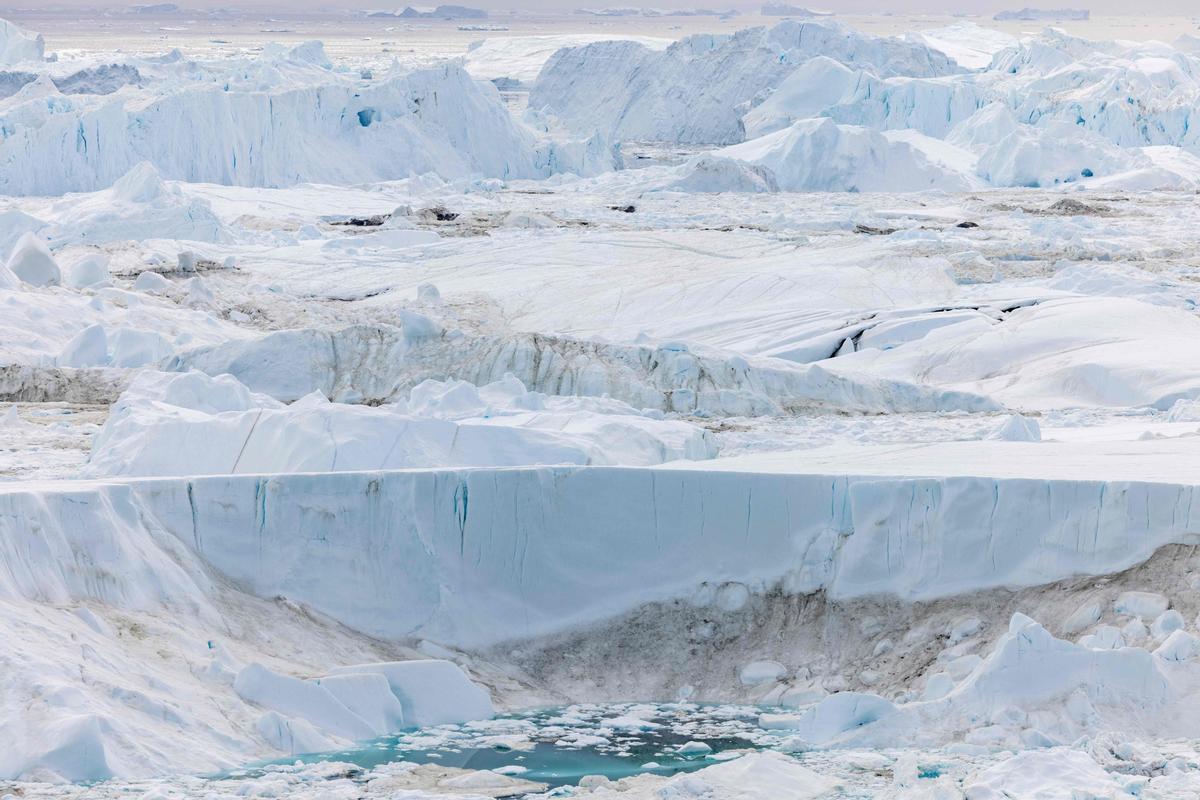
left=21, top=1, right=1200, bottom=12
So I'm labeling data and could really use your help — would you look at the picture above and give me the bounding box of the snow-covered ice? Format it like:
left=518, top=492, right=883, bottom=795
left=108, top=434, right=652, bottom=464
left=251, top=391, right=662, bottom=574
left=4, top=7, right=1200, bottom=798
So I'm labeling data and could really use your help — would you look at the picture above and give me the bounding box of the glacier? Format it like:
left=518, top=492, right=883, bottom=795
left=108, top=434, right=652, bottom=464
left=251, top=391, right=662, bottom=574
left=4, top=8, right=1200, bottom=799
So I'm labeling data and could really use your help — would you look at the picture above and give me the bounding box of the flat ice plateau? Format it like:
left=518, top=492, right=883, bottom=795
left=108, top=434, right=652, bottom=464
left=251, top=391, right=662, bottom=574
left=6, top=7, right=1200, bottom=799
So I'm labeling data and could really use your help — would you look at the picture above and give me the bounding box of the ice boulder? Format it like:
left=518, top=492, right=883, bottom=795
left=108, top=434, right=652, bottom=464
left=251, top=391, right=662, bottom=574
left=45, top=162, right=230, bottom=246
left=8, top=714, right=114, bottom=782
left=1061, top=601, right=1103, bottom=634
left=665, top=156, right=780, bottom=193
left=308, top=673, right=407, bottom=734
left=6, top=232, right=60, bottom=286
left=1154, top=630, right=1200, bottom=662
left=133, top=271, right=172, bottom=293
left=759, top=692, right=898, bottom=743
left=656, top=751, right=839, bottom=799
left=950, top=614, right=1171, bottom=709
left=976, top=122, right=1143, bottom=187
left=741, top=56, right=859, bottom=140
left=326, top=660, right=494, bottom=728
left=0, top=18, right=44, bottom=66
left=716, top=118, right=975, bottom=193
left=1114, top=591, right=1169, bottom=622
left=964, top=749, right=1130, bottom=800
left=64, top=253, right=110, bottom=289
left=255, top=712, right=337, bottom=756
left=0, top=209, right=47, bottom=263
left=1150, top=610, right=1185, bottom=642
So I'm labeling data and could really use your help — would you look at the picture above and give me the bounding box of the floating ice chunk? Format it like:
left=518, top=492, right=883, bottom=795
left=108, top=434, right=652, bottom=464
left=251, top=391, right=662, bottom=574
left=1114, top=591, right=1169, bottom=621
left=233, top=663, right=378, bottom=741
left=740, top=661, right=788, bottom=686
left=326, top=660, right=494, bottom=728
left=310, top=673, right=406, bottom=734
left=677, top=741, right=713, bottom=755
left=780, top=686, right=827, bottom=708
left=6, top=232, right=60, bottom=287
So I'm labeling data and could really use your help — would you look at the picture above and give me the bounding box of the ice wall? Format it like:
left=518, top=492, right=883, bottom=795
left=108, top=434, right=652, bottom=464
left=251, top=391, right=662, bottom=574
left=5, top=465, right=1199, bottom=650
left=0, top=62, right=576, bottom=195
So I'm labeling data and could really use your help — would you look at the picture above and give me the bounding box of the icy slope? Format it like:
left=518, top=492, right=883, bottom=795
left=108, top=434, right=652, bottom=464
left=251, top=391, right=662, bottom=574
left=0, top=41, right=606, bottom=196
left=832, top=296, right=1200, bottom=411
left=716, top=118, right=979, bottom=192
left=527, top=19, right=1200, bottom=190
left=461, top=34, right=671, bottom=84
left=905, top=21, right=1017, bottom=70
left=529, top=20, right=963, bottom=145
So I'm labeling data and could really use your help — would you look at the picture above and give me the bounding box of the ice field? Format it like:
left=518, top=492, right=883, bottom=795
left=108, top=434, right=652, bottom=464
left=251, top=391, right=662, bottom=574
left=6, top=4, right=1200, bottom=798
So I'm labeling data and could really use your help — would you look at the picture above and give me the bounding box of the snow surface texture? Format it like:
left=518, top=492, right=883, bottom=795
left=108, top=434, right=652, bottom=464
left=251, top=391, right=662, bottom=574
left=9, top=10, right=1200, bottom=798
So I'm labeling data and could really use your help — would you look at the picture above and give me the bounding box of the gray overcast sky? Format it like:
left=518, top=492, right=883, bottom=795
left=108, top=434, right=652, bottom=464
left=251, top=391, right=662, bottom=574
left=20, top=1, right=1200, bottom=12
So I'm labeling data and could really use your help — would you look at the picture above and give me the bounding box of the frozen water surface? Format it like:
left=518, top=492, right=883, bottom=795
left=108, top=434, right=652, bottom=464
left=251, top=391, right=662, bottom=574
left=243, top=703, right=769, bottom=787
